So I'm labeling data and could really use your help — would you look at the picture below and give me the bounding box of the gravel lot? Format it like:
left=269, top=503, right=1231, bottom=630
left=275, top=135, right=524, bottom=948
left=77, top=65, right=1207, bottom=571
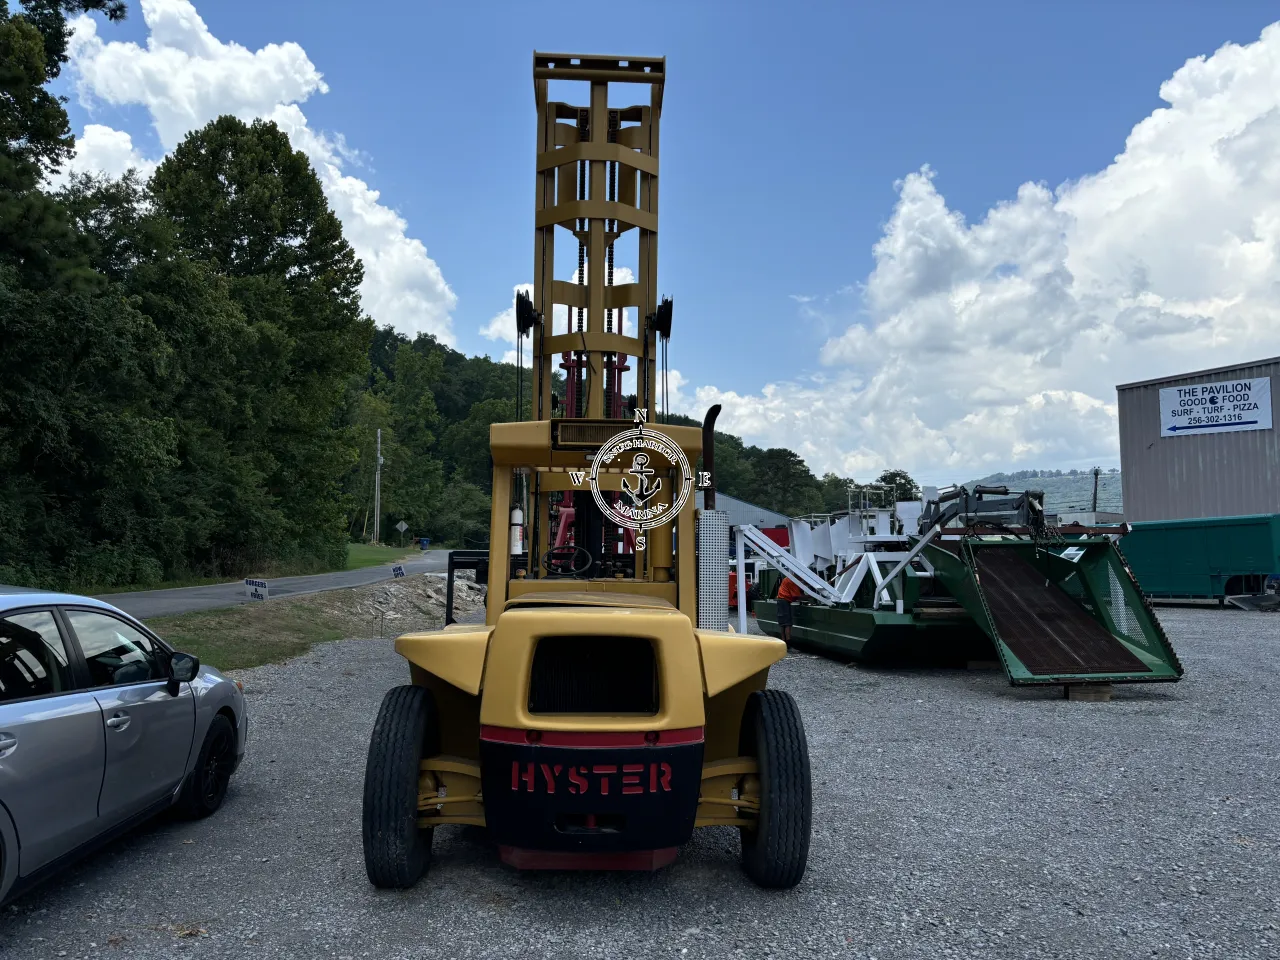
left=2, top=607, right=1277, bottom=959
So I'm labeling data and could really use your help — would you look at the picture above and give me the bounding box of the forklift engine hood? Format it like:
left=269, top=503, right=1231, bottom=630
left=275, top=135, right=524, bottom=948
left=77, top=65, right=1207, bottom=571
left=394, top=597, right=785, bottom=702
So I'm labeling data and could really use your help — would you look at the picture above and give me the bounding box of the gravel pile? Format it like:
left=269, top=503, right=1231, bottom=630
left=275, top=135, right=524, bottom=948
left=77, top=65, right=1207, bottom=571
left=2, top=607, right=1276, bottom=959
left=298, top=571, right=486, bottom=638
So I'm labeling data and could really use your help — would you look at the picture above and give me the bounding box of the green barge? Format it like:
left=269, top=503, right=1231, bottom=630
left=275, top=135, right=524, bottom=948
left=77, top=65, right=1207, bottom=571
left=748, top=488, right=1183, bottom=687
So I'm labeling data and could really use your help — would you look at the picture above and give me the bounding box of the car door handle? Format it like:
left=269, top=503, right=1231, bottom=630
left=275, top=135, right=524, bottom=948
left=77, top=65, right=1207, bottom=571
left=106, top=712, right=131, bottom=730
left=0, top=733, right=16, bottom=757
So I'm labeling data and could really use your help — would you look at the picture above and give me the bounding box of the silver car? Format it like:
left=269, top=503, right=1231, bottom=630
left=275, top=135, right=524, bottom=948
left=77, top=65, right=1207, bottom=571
left=0, top=590, right=247, bottom=905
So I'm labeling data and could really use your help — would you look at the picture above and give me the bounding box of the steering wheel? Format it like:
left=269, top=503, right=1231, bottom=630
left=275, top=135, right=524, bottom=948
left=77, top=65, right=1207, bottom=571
left=542, top=544, right=594, bottom=578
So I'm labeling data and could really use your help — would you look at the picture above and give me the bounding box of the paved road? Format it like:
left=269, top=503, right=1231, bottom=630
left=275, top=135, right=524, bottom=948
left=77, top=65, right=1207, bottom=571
left=92, top=551, right=450, bottom=618
left=2, top=607, right=1275, bottom=959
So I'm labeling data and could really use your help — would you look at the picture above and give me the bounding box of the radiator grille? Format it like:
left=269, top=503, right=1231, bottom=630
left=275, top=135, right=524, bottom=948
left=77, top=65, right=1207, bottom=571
left=528, top=635, right=658, bottom=714
left=554, top=421, right=621, bottom=449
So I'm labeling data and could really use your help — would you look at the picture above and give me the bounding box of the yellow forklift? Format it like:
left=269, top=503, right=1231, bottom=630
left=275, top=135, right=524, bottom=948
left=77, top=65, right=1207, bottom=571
left=361, top=53, right=812, bottom=888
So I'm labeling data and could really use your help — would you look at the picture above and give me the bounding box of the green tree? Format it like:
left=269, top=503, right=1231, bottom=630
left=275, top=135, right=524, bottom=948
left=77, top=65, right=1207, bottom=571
left=383, top=344, right=444, bottom=537
left=343, top=385, right=401, bottom=541
left=749, top=448, right=823, bottom=516
left=0, top=1, right=122, bottom=280
left=408, top=331, right=533, bottom=424
left=60, top=170, right=266, bottom=579
left=0, top=2, right=185, bottom=589
left=708, top=431, right=756, bottom=504
left=440, top=397, right=515, bottom=489
left=151, top=116, right=373, bottom=570
left=874, top=468, right=920, bottom=503
left=0, top=2, right=125, bottom=175
left=387, top=344, right=442, bottom=461
left=0, top=256, right=177, bottom=587
left=368, top=324, right=406, bottom=385
left=343, top=341, right=451, bottom=545
left=819, top=472, right=851, bottom=513
left=425, top=482, right=492, bottom=548
left=352, top=329, right=544, bottom=545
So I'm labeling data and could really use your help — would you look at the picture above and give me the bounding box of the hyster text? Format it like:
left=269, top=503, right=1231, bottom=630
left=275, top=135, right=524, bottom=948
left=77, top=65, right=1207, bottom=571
left=510, top=761, right=673, bottom=795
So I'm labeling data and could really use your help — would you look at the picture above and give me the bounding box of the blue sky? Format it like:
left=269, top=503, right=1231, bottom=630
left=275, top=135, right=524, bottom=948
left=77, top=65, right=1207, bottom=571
left=58, top=1, right=1280, bottom=483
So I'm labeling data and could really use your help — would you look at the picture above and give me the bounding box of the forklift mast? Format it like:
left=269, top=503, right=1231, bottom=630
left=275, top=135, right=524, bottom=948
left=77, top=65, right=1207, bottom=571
left=503, top=53, right=687, bottom=595
left=525, top=52, right=667, bottom=423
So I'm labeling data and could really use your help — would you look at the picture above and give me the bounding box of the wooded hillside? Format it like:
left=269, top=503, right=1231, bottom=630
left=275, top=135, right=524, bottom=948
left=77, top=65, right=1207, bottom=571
left=0, top=2, right=913, bottom=589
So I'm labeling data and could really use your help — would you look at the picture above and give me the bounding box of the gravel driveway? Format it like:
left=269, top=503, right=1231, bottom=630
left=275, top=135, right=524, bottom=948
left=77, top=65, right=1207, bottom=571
left=2, top=608, right=1277, bottom=959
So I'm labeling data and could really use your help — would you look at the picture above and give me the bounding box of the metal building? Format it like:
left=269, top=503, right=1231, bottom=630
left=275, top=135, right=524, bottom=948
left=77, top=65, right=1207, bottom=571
left=1117, top=356, right=1279, bottom=522
left=695, top=492, right=789, bottom=530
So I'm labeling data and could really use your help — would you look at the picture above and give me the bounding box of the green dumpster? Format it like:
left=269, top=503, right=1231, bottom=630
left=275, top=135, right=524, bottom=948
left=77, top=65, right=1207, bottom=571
left=1120, top=514, right=1280, bottom=598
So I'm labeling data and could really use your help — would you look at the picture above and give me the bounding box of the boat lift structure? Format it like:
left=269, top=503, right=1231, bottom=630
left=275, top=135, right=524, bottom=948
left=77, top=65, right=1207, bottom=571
left=742, top=486, right=1184, bottom=689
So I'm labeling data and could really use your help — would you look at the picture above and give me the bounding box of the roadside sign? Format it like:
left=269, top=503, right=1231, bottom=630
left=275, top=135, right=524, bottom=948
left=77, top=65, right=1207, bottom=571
left=1160, top=376, right=1272, bottom=437
left=392, top=565, right=406, bottom=579
left=395, top=520, right=409, bottom=533
left=244, top=578, right=269, bottom=601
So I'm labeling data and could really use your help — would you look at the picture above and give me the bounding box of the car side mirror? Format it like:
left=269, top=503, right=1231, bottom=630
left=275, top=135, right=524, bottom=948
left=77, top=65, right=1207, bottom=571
left=168, top=651, right=200, bottom=694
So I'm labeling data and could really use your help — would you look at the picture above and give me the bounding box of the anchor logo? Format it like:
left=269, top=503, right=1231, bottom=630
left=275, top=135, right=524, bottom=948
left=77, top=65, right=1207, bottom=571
left=621, top=453, right=663, bottom=507
left=587, top=425, right=694, bottom=532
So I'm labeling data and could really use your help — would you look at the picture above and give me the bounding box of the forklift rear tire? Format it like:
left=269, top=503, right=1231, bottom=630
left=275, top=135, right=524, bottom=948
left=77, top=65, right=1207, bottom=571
left=363, top=684, right=439, bottom=889
left=738, top=689, right=812, bottom=889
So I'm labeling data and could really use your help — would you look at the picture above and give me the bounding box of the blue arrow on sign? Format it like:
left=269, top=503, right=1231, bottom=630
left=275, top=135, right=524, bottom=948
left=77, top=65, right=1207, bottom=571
left=1169, top=420, right=1258, bottom=432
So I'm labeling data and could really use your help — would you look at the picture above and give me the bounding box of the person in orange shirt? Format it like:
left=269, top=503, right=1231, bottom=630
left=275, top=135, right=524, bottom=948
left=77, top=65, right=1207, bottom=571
left=775, top=575, right=804, bottom=645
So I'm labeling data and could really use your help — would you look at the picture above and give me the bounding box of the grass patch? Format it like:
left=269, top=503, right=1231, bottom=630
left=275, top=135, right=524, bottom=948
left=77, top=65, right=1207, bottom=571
left=145, top=601, right=345, bottom=673
left=345, top=542, right=417, bottom=570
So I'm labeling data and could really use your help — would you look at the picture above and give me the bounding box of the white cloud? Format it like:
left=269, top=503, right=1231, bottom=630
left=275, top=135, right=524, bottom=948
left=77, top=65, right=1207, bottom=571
left=54, top=123, right=158, bottom=184
left=65, top=0, right=456, bottom=342
left=693, top=22, right=1280, bottom=485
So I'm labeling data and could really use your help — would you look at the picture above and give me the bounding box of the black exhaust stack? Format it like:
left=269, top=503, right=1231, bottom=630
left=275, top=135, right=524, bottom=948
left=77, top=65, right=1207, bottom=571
left=701, top=404, right=721, bottom=510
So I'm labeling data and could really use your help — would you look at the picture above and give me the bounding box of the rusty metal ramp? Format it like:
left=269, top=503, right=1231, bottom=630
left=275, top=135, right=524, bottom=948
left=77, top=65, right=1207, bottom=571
left=927, top=538, right=1184, bottom=686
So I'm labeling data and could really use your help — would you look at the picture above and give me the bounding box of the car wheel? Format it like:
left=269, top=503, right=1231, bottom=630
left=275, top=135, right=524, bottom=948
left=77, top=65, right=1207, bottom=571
left=362, top=684, right=438, bottom=889
left=739, top=689, right=812, bottom=889
left=176, top=714, right=237, bottom=819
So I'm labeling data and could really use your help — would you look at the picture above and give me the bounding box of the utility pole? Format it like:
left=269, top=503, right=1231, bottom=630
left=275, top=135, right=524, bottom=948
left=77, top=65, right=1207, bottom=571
left=374, top=428, right=383, bottom=544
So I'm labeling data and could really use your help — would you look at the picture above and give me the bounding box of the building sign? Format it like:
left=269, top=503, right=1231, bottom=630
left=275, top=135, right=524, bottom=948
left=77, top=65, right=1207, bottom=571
left=1160, top=377, right=1272, bottom=438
